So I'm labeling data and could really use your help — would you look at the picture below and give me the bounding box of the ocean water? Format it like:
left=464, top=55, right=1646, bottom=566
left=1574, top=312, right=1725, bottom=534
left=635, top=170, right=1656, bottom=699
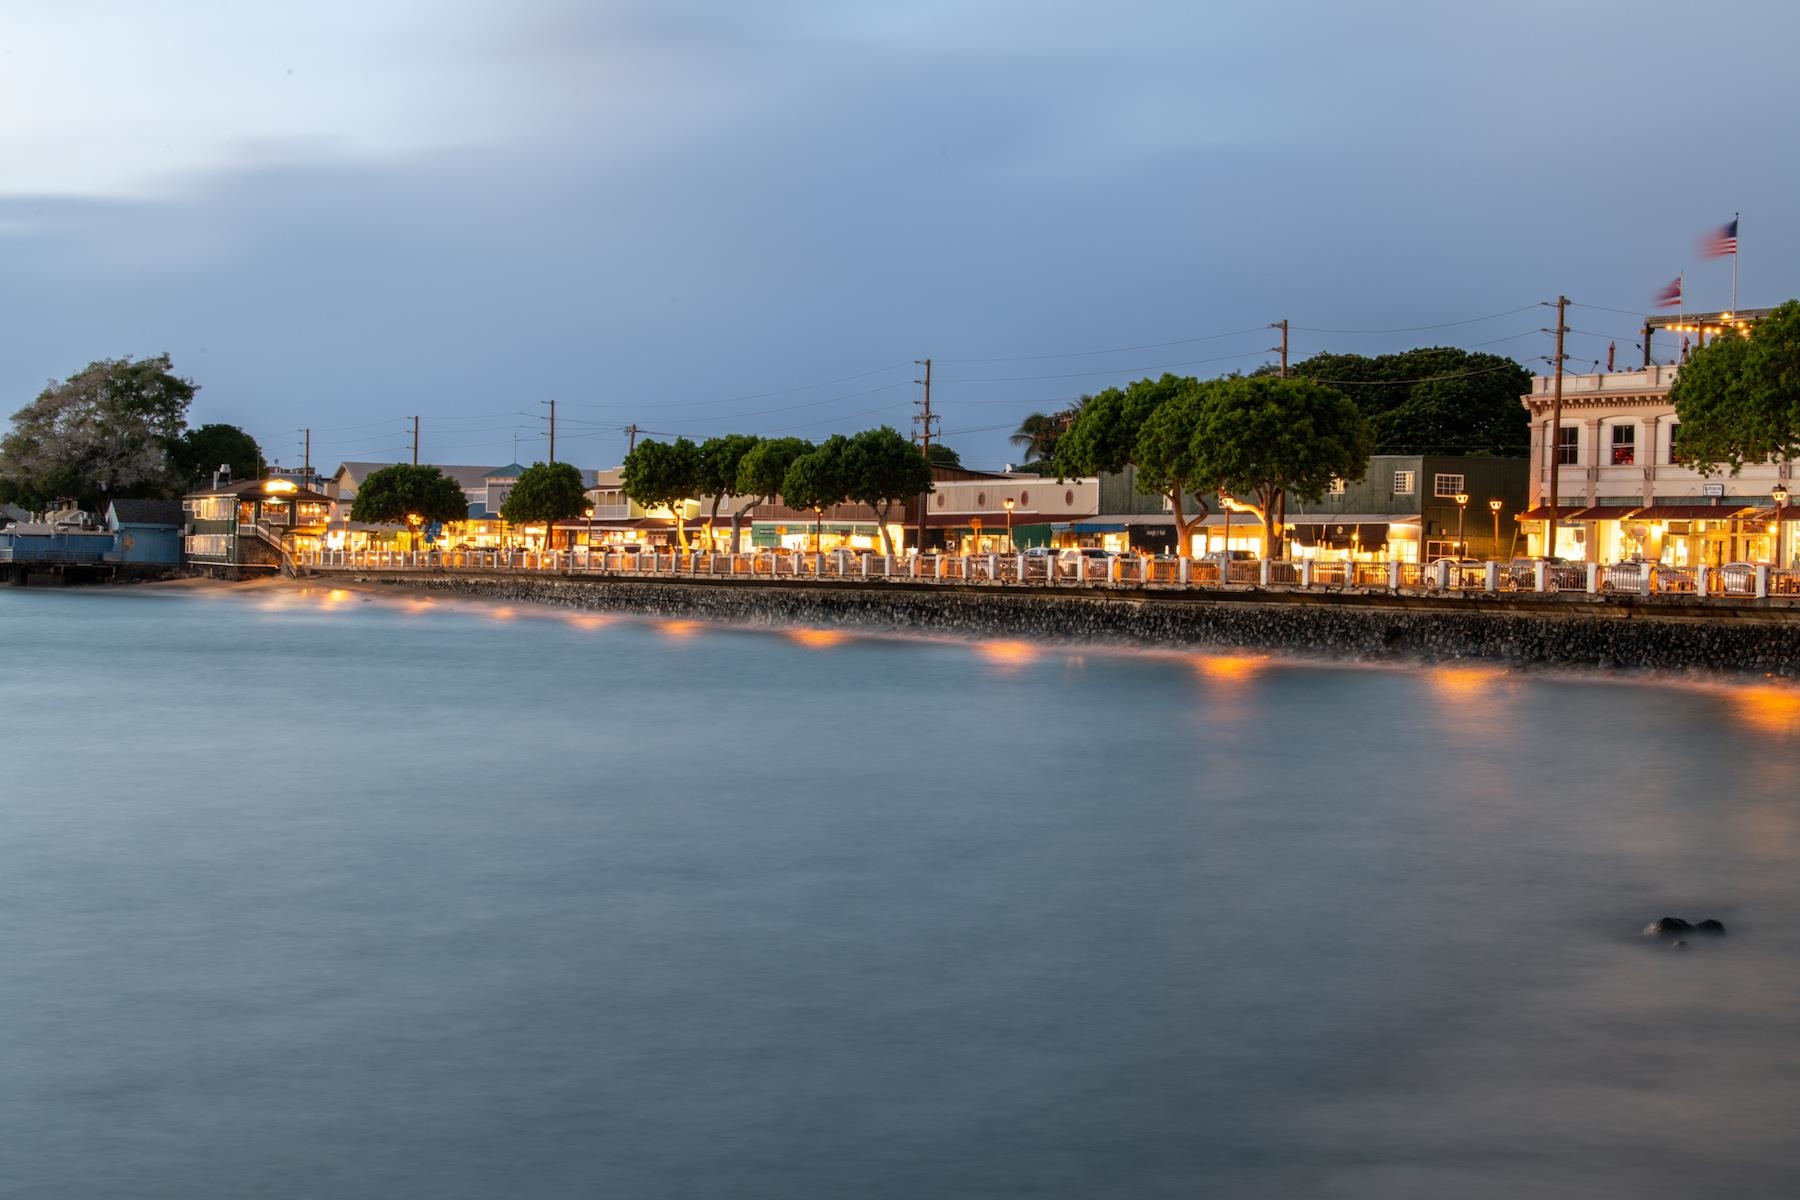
left=2, top=582, right=1798, bottom=1199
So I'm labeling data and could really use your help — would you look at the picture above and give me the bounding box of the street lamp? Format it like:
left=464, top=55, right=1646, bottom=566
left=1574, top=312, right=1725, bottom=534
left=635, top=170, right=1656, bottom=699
left=1003, top=497, right=1015, bottom=551
left=1488, top=498, right=1503, bottom=559
left=1454, top=493, right=1469, bottom=558
left=813, top=504, right=823, bottom=553
left=1773, top=484, right=1789, bottom=567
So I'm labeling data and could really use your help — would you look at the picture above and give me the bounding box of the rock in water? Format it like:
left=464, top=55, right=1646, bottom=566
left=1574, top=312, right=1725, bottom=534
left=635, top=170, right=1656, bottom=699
left=1695, top=919, right=1727, bottom=935
left=1642, top=916, right=1693, bottom=937
left=1671, top=940, right=1690, bottom=950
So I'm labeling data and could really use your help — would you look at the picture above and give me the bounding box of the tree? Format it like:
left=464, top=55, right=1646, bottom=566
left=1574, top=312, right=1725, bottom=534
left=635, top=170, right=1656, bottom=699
left=1193, top=375, right=1375, bottom=559
left=696, top=434, right=762, bottom=551
left=1291, top=348, right=1530, bottom=457
left=501, top=461, right=589, bottom=548
left=350, top=464, right=470, bottom=537
left=1055, top=374, right=1211, bottom=556
left=1669, top=300, right=1800, bottom=472
left=1010, top=396, right=1089, bottom=466
left=734, top=436, right=813, bottom=550
left=170, top=423, right=261, bottom=491
left=781, top=435, right=850, bottom=549
left=0, top=354, right=196, bottom=509
left=843, top=426, right=934, bottom=556
left=621, top=436, right=701, bottom=549
left=923, top=442, right=962, bottom=468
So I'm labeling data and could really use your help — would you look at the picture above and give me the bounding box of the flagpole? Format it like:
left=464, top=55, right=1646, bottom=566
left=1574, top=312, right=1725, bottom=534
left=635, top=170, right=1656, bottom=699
left=1731, top=211, right=1739, bottom=311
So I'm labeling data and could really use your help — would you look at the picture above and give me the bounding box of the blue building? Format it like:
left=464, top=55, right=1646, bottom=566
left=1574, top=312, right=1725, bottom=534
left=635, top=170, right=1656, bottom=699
left=104, top=499, right=185, bottom=565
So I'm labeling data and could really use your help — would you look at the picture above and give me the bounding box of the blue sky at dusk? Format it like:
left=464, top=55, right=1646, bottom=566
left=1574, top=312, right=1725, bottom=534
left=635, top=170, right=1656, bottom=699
left=3, top=0, right=1795, bottom=471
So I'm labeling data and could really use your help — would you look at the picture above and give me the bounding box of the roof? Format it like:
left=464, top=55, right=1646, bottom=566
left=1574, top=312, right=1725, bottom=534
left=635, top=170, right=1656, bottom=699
left=1632, top=504, right=1756, bottom=521
left=332, top=461, right=502, bottom=494
left=106, top=499, right=185, bottom=527
left=485, top=463, right=528, bottom=478
left=186, top=478, right=332, bottom=503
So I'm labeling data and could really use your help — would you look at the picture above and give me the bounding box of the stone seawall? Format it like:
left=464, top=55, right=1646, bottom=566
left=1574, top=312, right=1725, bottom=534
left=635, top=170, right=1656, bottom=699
left=347, top=573, right=1800, bottom=677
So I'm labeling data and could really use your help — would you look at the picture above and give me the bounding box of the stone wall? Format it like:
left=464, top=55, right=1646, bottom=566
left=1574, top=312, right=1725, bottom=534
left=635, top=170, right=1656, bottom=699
left=347, top=573, right=1800, bottom=677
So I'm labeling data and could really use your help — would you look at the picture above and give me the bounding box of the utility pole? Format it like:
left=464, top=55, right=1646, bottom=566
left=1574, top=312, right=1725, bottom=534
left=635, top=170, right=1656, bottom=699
left=544, top=398, right=556, bottom=463
left=625, top=424, right=640, bottom=453
left=912, top=358, right=937, bottom=555
left=1546, top=296, right=1568, bottom=559
left=303, top=428, right=311, bottom=484
left=1272, top=319, right=1289, bottom=377
left=412, top=415, right=420, bottom=466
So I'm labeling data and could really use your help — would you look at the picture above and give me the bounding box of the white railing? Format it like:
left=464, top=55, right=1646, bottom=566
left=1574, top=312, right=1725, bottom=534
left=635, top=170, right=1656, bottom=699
left=285, top=548, right=1800, bottom=604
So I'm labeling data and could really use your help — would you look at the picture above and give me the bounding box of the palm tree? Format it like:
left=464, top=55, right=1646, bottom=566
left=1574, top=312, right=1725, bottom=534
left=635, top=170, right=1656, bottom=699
left=1009, top=396, right=1091, bottom=464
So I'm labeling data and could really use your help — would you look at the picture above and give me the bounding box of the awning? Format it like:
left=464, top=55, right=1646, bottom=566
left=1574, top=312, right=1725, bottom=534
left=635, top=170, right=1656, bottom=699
left=1290, top=521, right=1391, bottom=548
left=1518, top=505, right=1587, bottom=521
left=1629, top=504, right=1755, bottom=521
left=1571, top=506, right=1642, bottom=521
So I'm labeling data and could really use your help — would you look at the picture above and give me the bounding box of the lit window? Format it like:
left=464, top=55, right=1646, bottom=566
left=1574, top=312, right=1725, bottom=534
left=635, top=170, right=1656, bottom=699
left=1328, top=478, right=1346, bottom=495
left=1610, top=425, right=1636, bottom=466
left=1434, top=473, right=1466, bottom=497
left=1393, top=471, right=1415, bottom=496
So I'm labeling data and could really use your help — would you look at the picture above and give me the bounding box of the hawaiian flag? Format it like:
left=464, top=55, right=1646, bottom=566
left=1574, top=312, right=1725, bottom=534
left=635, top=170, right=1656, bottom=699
left=1701, top=218, right=1739, bottom=258
left=1655, top=276, right=1683, bottom=309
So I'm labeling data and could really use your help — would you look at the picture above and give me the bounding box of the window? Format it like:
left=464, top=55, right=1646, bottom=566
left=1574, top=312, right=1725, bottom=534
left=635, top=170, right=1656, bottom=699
left=1610, top=424, right=1636, bottom=466
left=1433, top=473, right=1466, bottom=498
left=1556, top=426, right=1579, bottom=465
left=1392, top=471, right=1415, bottom=496
left=1328, top=478, right=1346, bottom=495
left=1668, top=423, right=1682, bottom=464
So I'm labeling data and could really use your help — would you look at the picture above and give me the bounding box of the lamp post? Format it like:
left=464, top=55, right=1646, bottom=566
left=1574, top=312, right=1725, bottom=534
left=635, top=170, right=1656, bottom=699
left=813, top=505, right=823, bottom=553
left=1773, top=484, right=1789, bottom=568
left=1454, top=493, right=1469, bottom=558
left=1488, top=498, right=1502, bottom=559
left=1003, top=497, right=1015, bottom=551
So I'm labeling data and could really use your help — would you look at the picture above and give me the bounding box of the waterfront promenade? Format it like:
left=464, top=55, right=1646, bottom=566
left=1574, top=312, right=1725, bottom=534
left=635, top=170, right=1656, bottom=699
left=296, top=546, right=1800, bottom=605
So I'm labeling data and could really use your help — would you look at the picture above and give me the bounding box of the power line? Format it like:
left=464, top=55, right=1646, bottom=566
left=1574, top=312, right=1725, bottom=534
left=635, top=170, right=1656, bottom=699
left=1290, top=303, right=1547, bottom=335
left=939, top=347, right=1273, bottom=384
left=937, top=326, right=1270, bottom=365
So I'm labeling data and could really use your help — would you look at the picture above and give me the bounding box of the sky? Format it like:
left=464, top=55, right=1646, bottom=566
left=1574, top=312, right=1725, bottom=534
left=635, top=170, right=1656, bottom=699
left=3, top=0, right=1796, bottom=473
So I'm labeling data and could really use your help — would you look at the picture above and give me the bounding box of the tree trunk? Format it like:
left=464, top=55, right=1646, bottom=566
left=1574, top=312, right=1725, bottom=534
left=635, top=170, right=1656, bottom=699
left=730, top=496, right=762, bottom=554
left=874, top=501, right=896, bottom=557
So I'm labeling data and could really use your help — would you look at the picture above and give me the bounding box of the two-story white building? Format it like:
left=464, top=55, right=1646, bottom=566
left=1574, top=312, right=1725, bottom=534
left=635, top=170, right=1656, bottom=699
left=1521, top=308, right=1790, bottom=566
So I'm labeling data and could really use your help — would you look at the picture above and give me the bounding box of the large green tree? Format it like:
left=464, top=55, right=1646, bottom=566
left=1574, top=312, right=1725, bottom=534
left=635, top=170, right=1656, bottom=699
left=1055, top=374, right=1213, bottom=556
left=781, top=435, right=851, bottom=548
left=170, top=423, right=262, bottom=490
left=1193, top=375, right=1375, bottom=559
left=696, top=433, right=762, bottom=550
left=621, top=436, right=701, bottom=549
left=733, top=436, right=813, bottom=550
left=842, top=425, right=934, bottom=556
left=501, top=461, right=589, bottom=547
left=350, top=463, right=470, bottom=534
left=0, top=353, right=197, bottom=508
left=1291, top=348, right=1530, bottom=456
left=1669, top=299, right=1800, bottom=472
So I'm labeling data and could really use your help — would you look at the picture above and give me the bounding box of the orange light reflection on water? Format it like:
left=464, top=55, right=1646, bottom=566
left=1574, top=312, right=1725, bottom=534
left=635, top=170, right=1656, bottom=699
left=1192, top=654, right=1266, bottom=685
left=567, top=614, right=612, bottom=631
left=1729, top=685, right=1800, bottom=735
left=659, top=620, right=701, bottom=640
left=787, top=628, right=846, bottom=649
left=976, top=640, right=1038, bottom=670
left=490, top=607, right=517, bottom=622
left=1426, top=664, right=1505, bottom=698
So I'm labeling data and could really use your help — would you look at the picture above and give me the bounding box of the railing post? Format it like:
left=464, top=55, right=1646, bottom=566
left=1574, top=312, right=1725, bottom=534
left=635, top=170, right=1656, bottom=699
left=1299, top=559, right=1315, bottom=588
left=1388, top=560, right=1402, bottom=590
left=1756, top=564, right=1770, bottom=598
left=1179, top=557, right=1191, bottom=586
left=1534, top=561, right=1548, bottom=593
left=1586, top=562, right=1600, bottom=594
left=1696, top=565, right=1709, bottom=598
left=1259, top=559, right=1272, bottom=587
left=1485, top=561, right=1500, bottom=593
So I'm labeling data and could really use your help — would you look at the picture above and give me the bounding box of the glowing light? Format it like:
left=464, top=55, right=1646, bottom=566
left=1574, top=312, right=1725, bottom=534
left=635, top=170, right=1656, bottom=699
left=1193, top=654, right=1265, bottom=684
left=787, top=628, right=846, bottom=649
left=976, top=640, right=1038, bottom=668
left=567, top=614, right=611, bottom=630
left=263, top=479, right=298, bottom=494
left=1730, top=686, right=1800, bottom=735
left=490, top=607, right=517, bottom=621
left=659, top=620, right=700, bottom=639
left=1427, top=665, right=1504, bottom=697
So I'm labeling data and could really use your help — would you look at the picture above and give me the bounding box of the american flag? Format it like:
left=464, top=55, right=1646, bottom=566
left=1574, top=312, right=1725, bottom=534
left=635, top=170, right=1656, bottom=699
left=1701, top=218, right=1739, bottom=258
left=1655, top=276, right=1683, bottom=309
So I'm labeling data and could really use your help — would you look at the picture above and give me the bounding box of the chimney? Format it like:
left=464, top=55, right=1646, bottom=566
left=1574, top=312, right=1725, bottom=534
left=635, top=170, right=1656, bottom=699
left=214, top=463, right=232, bottom=489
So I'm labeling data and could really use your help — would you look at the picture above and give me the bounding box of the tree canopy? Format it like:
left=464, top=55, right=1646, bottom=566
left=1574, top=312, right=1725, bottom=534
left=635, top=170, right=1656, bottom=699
left=696, top=433, right=762, bottom=548
left=1055, top=374, right=1213, bottom=555
left=780, top=435, right=851, bottom=514
left=1291, top=348, right=1530, bottom=457
left=170, top=423, right=261, bottom=490
left=1195, top=375, right=1375, bottom=558
left=501, top=461, right=589, bottom=544
left=1669, top=299, right=1800, bottom=472
left=923, top=442, right=961, bottom=468
left=621, top=436, right=701, bottom=547
left=842, top=425, right=934, bottom=555
left=350, top=463, right=469, bottom=529
left=735, top=437, right=813, bottom=508
left=0, top=354, right=197, bottom=509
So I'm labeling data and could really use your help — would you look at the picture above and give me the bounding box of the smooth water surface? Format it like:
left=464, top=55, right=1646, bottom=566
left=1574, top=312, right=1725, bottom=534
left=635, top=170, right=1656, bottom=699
left=3, top=583, right=1798, bottom=1198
